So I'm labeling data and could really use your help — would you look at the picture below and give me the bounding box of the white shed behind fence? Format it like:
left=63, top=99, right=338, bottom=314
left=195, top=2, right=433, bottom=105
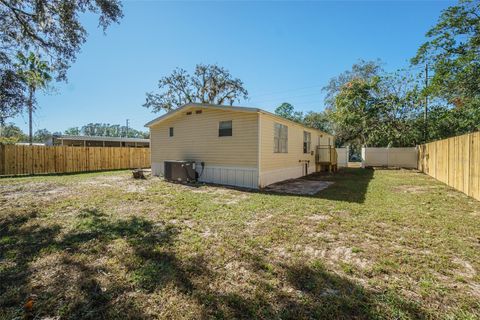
left=361, top=147, right=418, bottom=168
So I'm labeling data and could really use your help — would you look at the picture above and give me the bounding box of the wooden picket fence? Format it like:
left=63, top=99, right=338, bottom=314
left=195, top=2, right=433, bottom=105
left=418, top=131, right=480, bottom=201
left=0, top=145, right=150, bottom=176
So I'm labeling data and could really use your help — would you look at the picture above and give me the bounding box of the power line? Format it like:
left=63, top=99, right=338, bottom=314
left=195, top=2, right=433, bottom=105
left=251, top=91, right=324, bottom=105
left=253, top=99, right=328, bottom=112
left=248, top=84, right=323, bottom=100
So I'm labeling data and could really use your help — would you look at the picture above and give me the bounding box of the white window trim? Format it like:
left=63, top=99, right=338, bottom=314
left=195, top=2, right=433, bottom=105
left=274, top=123, right=288, bottom=153
left=218, top=120, right=233, bottom=137
left=303, top=131, right=311, bottom=154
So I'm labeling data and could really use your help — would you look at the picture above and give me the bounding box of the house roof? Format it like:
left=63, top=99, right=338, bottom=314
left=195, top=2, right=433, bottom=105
left=15, top=142, right=46, bottom=146
left=144, top=103, right=333, bottom=137
left=53, top=135, right=149, bottom=143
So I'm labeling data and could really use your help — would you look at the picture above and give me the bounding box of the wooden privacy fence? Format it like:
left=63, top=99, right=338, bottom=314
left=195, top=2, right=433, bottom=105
left=0, top=145, right=150, bottom=176
left=418, top=131, right=480, bottom=201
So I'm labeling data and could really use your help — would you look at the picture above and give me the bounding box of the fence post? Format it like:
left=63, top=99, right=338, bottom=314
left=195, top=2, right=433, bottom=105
left=466, top=134, right=471, bottom=196
left=361, top=146, right=365, bottom=168
left=0, top=144, right=4, bottom=175
left=386, top=147, right=389, bottom=167
left=447, top=139, right=450, bottom=186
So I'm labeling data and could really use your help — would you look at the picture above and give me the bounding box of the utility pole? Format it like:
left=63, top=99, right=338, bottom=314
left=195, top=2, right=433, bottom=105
left=125, top=119, right=129, bottom=138
left=424, top=63, right=429, bottom=143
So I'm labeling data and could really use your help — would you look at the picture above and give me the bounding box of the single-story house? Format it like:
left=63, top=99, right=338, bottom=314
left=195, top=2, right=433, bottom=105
left=48, top=135, right=150, bottom=148
left=145, top=103, right=336, bottom=189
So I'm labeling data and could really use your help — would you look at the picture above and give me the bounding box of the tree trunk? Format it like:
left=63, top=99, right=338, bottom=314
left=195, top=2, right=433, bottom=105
left=28, top=87, right=33, bottom=145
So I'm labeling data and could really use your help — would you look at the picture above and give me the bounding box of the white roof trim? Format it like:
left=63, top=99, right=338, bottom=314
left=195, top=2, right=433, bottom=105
left=54, top=135, right=149, bottom=143
left=144, top=103, right=259, bottom=127
left=144, top=103, right=333, bottom=137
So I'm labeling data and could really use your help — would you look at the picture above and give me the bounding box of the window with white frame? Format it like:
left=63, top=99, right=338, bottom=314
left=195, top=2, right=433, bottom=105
left=303, top=131, right=311, bottom=153
left=274, top=123, right=288, bottom=153
left=219, top=120, right=232, bottom=137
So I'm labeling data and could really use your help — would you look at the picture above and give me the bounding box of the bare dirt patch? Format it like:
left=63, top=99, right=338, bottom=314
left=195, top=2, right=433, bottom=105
left=307, top=214, right=331, bottom=221
left=187, top=185, right=252, bottom=205
left=452, top=257, right=476, bottom=278
left=329, top=210, right=351, bottom=218
left=0, top=182, right=71, bottom=203
left=469, top=283, right=480, bottom=298
left=307, top=231, right=336, bottom=241
left=78, top=174, right=158, bottom=193
left=295, top=245, right=372, bottom=270
left=393, top=185, right=436, bottom=194
left=201, top=226, right=218, bottom=239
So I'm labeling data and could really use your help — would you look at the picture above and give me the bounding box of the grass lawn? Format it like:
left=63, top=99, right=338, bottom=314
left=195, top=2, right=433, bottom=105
left=1, top=168, right=479, bottom=319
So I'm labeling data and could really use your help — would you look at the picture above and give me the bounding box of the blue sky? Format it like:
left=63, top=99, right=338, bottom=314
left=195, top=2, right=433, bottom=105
left=11, top=0, right=454, bottom=133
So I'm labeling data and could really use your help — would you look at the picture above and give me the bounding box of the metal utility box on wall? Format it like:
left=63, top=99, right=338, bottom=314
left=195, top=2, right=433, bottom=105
left=164, top=160, right=197, bottom=182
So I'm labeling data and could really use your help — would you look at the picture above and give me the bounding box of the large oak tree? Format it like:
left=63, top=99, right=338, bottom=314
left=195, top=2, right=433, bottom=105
left=144, top=64, right=248, bottom=113
left=325, top=61, right=423, bottom=148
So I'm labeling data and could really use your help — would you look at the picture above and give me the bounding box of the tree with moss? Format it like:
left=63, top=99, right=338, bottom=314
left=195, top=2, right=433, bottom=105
left=144, top=64, right=248, bottom=113
left=0, top=0, right=123, bottom=80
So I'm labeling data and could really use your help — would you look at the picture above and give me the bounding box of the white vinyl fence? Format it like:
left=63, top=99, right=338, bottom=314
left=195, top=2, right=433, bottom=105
left=336, top=147, right=349, bottom=168
left=361, top=147, right=418, bottom=168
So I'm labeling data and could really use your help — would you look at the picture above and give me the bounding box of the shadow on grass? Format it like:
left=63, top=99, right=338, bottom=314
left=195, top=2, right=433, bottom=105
left=1, top=206, right=428, bottom=319
left=0, top=210, right=60, bottom=304
left=260, top=168, right=375, bottom=204
left=313, top=168, right=374, bottom=204
left=187, top=253, right=427, bottom=320
left=280, top=261, right=425, bottom=319
left=175, top=168, right=374, bottom=204
left=0, top=208, right=188, bottom=319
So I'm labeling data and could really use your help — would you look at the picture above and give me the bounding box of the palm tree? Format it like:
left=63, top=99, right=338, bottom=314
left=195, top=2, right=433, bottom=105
left=15, top=52, right=52, bottom=145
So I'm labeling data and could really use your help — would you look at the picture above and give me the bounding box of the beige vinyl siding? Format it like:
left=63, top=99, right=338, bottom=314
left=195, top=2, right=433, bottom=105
left=150, top=107, right=258, bottom=168
left=259, top=113, right=334, bottom=173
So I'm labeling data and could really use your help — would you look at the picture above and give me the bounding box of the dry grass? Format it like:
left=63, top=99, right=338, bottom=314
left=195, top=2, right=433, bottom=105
left=1, top=168, right=479, bottom=319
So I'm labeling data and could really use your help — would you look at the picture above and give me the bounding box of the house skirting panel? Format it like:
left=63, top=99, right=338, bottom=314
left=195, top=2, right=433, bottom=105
left=152, top=162, right=163, bottom=176
left=198, top=165, right=259, bottom=189
left=152, top=161, right=259, bottom=189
